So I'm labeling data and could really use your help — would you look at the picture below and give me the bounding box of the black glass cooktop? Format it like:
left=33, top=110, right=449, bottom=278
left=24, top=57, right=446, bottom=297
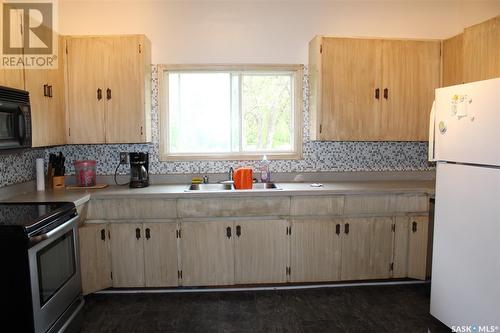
left=0, top=202, right=76, bottom=235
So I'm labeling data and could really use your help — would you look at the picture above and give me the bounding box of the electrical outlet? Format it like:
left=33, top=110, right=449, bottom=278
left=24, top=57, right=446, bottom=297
left=119, top=152, right=129, bottom=164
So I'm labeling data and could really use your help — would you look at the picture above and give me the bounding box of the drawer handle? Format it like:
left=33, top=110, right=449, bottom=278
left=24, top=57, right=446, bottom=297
left=135, top=228, right=141, bottom=239
left=344, top=223, right=350, bottom=234
left=145, top=228, right=151, bottom=239
left=335, top=224, right=340, bottom=235
left=375, top=88, right=380, bottom=100
left=100, top=229, right=106, bottom=241
left=412, top=221, right=417, bottom=233
left=226, top=226, right=232, bottom=239
left=236, top=225, right=241, bottom=237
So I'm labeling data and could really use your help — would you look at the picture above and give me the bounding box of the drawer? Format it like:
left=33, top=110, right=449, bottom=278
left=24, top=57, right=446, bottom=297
left=88, top=199, right=177, bottom=219
left=178, top=196, right=290, bottom=218
left=344, top=194, right=429, bottom=215
left=291, top=196, right=344, bottom=216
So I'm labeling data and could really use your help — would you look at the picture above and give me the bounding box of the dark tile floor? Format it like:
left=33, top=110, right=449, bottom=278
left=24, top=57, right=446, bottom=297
left=81, top=283, right=451, bottom=333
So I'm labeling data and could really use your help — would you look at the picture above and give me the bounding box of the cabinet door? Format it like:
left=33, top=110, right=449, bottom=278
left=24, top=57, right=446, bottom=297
left=66, top=37, right=109, bottom=143
left=341, top=217, right=394, bottom=280
left=408, top=216, right=429, bottom=280
left=380, top=40, right=441, bottom=141
left=143, top=222, right=178, bottom=287
left=180, top=220, right=234, bottom=286
left=24, top=70, right=48, bottom=147
left=463, top=16, right=500, bottom=83
left=234, top=219, right=289, bottom=284
left=0, top=69, right=24, bottom=90
left=110, top=223, right=145, bottom=287
left=442, top=34, right=464, bottom=87
left=290, top=218, right=341, bottom=282
left=393, top=216, right=410, bottom=278
left=319, top=38, right=382, bottom=141
left=79, top=223, right=112, bottom=295
left=105, top=36, right=151, bottom=143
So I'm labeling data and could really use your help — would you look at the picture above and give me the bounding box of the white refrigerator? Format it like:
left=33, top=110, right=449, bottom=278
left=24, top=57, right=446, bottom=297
left=429, top=78, right=500, bottom=328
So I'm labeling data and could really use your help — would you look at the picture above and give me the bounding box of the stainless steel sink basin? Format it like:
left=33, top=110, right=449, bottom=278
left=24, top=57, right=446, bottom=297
left=251, top=182, right=281, bottom=190
left=186, top=183, right=234, bottom=191
left=185, top=182, right=281, bottom=191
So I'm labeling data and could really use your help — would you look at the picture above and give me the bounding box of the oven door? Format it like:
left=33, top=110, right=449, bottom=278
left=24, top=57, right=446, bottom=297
left=28, top=216, right=81, bottom=333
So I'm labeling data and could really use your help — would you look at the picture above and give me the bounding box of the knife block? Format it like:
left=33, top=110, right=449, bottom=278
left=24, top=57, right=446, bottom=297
left=52, top=176, right=65, bottom=190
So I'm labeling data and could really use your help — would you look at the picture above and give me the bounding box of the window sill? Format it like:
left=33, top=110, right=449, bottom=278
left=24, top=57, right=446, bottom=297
left=159, top=152, right=302, bottom=161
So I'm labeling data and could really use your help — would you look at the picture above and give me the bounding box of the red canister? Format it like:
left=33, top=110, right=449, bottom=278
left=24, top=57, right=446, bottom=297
left=73, top=160, right=96, bottom=187
left=233, top=167, right=253, bottom=190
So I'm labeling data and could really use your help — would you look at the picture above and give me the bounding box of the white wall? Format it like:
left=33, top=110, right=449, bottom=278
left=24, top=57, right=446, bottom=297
left=59, top=0, right=500, bottom=64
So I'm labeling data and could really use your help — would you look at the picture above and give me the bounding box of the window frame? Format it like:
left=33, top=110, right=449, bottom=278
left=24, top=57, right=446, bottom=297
left=158, top=64, right=303, bottom=161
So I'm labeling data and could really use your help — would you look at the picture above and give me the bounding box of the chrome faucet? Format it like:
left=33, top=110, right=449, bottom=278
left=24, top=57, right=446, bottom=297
left=228, top=167, right=234, bottom=182
left=203, top=175, right=209, bottom=184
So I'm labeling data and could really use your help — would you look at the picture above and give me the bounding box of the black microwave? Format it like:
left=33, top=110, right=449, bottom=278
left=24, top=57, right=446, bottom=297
left=0, top=86, right=31, bottom=150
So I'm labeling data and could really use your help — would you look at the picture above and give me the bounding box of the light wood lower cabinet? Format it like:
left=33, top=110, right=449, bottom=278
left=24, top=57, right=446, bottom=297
left=407, top=216, right=429, bottom=280
left=234, top=219, right=289, bottom=284
left=341, top=217, right=394, bottom=280
left=110, top=223, right=145, bottom=287
left=79, top=223, right=112, bottom=295
left=108, top=222, right=179, bottom=288
left=290, top=218, right=342, bottom=282
left=144, top=223, right=179, bottom=287
left=180, top=220, right=235, bottom=286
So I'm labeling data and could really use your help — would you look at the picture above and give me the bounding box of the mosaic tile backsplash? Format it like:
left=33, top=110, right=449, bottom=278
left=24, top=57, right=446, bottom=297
left=0, top=65, right=431, bottom=188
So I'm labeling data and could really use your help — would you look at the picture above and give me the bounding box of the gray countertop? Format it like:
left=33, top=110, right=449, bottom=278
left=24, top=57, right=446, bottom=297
left=3, top=180, right=435, bottom=205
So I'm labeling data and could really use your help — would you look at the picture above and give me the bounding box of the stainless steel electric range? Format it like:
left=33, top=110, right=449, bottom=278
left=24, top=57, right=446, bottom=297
left=0, top=202, right=83, bottom=333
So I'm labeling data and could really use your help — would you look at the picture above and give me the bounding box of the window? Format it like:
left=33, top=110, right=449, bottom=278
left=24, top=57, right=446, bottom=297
left=159, top=65, right=302, bottom=160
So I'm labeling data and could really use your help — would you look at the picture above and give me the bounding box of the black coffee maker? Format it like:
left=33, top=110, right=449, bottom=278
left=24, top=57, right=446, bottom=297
left=129, top=152, right=149, bottom=188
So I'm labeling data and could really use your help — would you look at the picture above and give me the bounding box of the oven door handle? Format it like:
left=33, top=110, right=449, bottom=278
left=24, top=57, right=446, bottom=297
left=29, top=215, right=78, bottom=247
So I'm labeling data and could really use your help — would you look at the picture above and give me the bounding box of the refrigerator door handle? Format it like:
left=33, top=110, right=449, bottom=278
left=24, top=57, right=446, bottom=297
left=428, top=100, right=436, bottom=162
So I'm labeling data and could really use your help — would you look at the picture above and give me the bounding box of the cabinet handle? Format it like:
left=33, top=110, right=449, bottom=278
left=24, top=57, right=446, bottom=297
left=344, top=223, right=350, bottom=234
left=97, top=88, right=102, bottom=100
left=100, top=229, right=106, bottom=241
left=140, top=126, right=143, bottom=136
left=236, top=225, right=241, bottom=237
left=412, top=221, right=417, bottom=233
left=106, top=88, right=112, bottom=100
left=383, top=88, right=389, bottom=99
left=335, top=224, right=340, bottom=235
left=48, top=85, right=53, bottom=98
left=145, top=228, right=151, bottom=239
left=43, top=84, right=49, bottom=97
left=375, top=88, right=380, bottom=99
left=226, top=226, right=232, bottom=239
left=135, top=228, right=141, bottom=239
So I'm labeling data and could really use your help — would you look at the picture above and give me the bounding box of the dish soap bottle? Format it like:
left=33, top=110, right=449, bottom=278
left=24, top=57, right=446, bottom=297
left=260, top=155, right=270, bottom=183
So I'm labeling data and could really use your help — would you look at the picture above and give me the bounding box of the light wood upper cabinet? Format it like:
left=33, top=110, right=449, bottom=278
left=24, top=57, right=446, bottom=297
left=290, top=218, right=342, bottom=282
left=234, top=219, right=289, bottom=284
left=463, top=15, right=500, bottom=83
left=442, top=34, right=464, bottom=87
left=309, top=36, right=440, bottom=141
left=65, top=35, right=151, bottom=144
left=311, top=38, right=382, bottom=141
left=143, top=222, right=178, bottom=287
left=380, top=40, right=441, bottom=141
left=180, top=220, right=235, bottom=286
left=110, top=223, right=145, bottom=288
left=79, top=223, right=112, bottom=295
left=25, top=36, right=66, bottom=147
left=0, top=69, right=24, bottom=90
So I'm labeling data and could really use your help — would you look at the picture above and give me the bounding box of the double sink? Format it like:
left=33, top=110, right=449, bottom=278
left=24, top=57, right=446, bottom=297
left=186, top=182, right=280, bottom=192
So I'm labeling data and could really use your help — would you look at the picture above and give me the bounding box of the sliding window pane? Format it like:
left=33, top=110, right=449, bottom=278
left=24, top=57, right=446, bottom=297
left=241, top=74, right=293, bottom=152
left=169, top=73, right=232, bottom=153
